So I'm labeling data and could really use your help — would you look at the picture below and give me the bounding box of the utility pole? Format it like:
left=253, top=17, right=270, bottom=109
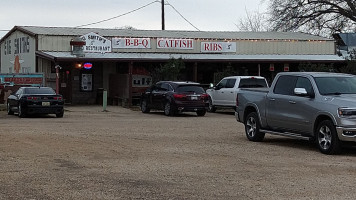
left=161, top=0, right=165, bottom=30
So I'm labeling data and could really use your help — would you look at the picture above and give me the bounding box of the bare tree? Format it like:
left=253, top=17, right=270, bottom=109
left=268, top=0, right=356, bottom=36
left=236, top=7, right=270, bottom=32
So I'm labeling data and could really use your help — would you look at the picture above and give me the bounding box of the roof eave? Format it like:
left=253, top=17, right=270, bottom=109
left=0, top=26, right=37, bottom=43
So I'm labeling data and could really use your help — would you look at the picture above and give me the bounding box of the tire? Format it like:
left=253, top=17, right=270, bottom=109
left=244, top=112, right=265, bottom=142
left=56, top=111, right=64, bottom=118
left=18, top=104, right=26, bottom=118
left=316, top=120, right=341, bottom=155
left=141, top=99, right=150, bottom=113
left=7, top=102, right=14, bottom=115
left=196, top=110, right=206, bottom=116
left=207, top=98, right=216, bottom=113
left=164, top=102, right=174, bottom=116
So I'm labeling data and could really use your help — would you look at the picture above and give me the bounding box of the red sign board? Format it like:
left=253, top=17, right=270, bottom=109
left=284, top=66, right=290, bottom=71
left=4, top=77, right=43, bottom=85
left=269, top=66, right=275, bottom=72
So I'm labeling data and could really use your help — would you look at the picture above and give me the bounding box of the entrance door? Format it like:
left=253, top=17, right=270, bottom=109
left=59, top=70, right=72, bottom=104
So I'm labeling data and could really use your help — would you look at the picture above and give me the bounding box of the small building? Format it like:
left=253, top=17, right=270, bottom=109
left=0, top=26, right=344, bottom=105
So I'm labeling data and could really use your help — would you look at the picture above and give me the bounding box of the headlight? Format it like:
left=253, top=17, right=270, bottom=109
left=338, top=107, right=356, bottom=117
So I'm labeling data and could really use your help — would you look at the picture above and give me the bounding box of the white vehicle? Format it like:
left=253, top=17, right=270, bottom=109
left=206, top=76, right=268, bottom=112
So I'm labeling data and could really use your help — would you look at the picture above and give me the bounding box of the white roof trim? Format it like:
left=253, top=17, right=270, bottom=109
left=38, top=51, right=345, bottom=62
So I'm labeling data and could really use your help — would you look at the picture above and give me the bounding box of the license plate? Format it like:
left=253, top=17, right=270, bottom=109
left=42, top=102, right=50, bottom=106
left=191, top=96, right=198, bottom=100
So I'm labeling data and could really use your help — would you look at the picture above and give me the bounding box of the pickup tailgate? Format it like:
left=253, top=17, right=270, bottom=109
left=236, top=88, right=269, bottom=123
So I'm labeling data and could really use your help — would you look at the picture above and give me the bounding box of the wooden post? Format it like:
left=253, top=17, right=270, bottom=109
left=128, top=62, right=133, bottom=107
left=193, top=62, right=198, bottom=82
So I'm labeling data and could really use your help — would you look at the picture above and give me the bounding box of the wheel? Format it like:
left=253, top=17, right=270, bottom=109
left=316, top=120, right=341, bottom=155
left=207, top=98, right=216, bottom=113
left=141, top=99, right=150, bottom=113
left=18, top=104, right=26, bottom=118
left=244, top=112, right=265, bottom=142
left=164, top=102, right=174, bottom=116
left=56, top=111, right=64, bottom=118
left=196, top=110, right=206, bottom=116
left=7, top=102, right=14, bottom=115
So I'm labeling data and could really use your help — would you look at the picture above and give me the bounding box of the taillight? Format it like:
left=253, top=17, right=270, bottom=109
left=27, top=97, right=38, bottom=100
left=236, top=94, right=239, bottom=106
left=200, top=94, right=209, bottom=100
left=53, top=96, right=63, bottom=100
left=173, top=94, right=187, bottom=99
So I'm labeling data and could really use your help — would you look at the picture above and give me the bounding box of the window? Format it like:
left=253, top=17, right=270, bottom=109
left=177, top=85, right=205, bottom=94
left=315, top=76, right=356, bottom=95
left=216, top=79, right=227, bottom=88
left=226, top=79, right=236, bottom=88
left=295, top=77, right=314, bottom=95
left=274, top=75, right=298, bottom=95
left=239, top=78, right=268, bottom=88
left=161, top=83, right=171, bottom=91
left=24, top=87, right=56, bottom=95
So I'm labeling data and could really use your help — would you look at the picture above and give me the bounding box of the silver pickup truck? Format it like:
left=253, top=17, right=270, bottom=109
left=235, top=72, right=356, bottom=154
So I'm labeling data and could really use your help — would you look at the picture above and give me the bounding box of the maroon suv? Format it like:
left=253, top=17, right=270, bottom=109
left=140, top=81, right=209, bottom=116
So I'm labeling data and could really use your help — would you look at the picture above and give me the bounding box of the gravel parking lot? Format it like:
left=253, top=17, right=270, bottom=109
left=1, top=105, right=356, bottom=199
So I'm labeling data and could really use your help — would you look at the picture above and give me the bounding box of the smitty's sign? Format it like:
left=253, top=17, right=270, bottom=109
left=81, top=32, right=111, bottom=53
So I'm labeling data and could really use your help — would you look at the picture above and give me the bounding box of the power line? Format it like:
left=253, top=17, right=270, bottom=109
left=75, top=1, right=158, bottom=28
left=166, top=1, right=201, bottom=31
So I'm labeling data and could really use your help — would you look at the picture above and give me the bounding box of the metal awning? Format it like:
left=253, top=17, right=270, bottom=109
left=36, top=51, right=346, bottom=63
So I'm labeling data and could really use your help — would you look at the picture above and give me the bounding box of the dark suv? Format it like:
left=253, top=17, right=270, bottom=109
left=140, top=81, right=209, bottom=116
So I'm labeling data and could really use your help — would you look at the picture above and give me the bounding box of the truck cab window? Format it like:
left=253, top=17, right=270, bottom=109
left=226, top=79, right=236, bottom=88
left=296, top=77, right=314, bottom=95
left=273, top=75, right=298, bottom=95
left=216, top=79, right=227, bottom=89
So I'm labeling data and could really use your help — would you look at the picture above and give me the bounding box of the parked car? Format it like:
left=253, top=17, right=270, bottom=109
left=7, top=87, right=64, bottom=118
left=206, top=76, right=268, bottom=112
left=140, top=81, right=209, bottom=116
left=236, top=72, right=356, bottom=154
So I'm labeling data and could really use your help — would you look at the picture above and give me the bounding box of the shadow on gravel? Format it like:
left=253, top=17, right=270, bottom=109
left=142, top=111, right=204, bottom=117
left=262, top=137, right=356, bottom=156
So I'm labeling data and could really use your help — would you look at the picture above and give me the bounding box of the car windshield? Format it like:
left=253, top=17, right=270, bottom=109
left=176, top=85, right=205, bottom=94
left=24, top=87, right=56, bottom=95
left=314, top=76, right=356, bottom=95
left=239, top=78, right=268, bottom=88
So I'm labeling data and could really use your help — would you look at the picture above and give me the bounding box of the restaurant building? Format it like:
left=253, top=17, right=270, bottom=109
left=0, top=26, right=344, bottom=105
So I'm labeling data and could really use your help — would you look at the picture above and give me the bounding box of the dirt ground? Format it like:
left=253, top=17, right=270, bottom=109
left=1, top=105, right=356, bottom=200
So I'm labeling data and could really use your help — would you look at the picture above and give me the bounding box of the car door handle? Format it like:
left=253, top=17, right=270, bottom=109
left=269, top=98, right=275, bottom=101
left=289, top=101, right=296, bottom=104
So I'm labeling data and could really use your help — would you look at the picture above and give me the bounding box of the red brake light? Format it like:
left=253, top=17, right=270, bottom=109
left=173, top=94, right=187, bottom=99
left=236, top=94, right=239, bottom=106
left=27, top=97, right=38, bottom=100
left=201, top=94, right=209, bottom=100
left=54, top=96, right=62, bottom=100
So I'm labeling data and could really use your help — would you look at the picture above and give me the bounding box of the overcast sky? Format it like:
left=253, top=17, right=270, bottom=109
left=0, top=0, right=267, bottom=38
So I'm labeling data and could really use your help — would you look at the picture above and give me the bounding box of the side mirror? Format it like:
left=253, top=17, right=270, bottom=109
left=294, top=88, right=307, bottom=96
left=294, top=88, right=314, bottom=98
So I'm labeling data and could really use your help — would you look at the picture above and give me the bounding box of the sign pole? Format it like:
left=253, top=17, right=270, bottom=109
left=103, top=90, right=107, bottom=112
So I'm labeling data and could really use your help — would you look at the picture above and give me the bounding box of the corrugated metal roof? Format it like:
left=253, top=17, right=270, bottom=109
left=15, top=26, right=332, bottom=41
left=38, top=51, right=345, bottom=62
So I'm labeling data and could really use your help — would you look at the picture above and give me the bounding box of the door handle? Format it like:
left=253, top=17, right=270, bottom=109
left=269, top=98, right=275, bottom=101
left=289, top=101, right=296, bottom=104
